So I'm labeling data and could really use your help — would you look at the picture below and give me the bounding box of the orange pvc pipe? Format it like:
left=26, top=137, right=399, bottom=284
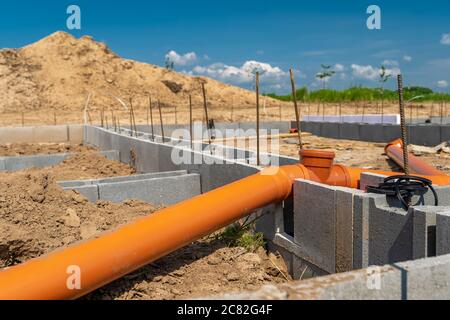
left=1, top=150, right=449, bottom=300
left=385, top=139, right=446, bottom=176
left=0, top=165, right=305, bottom=300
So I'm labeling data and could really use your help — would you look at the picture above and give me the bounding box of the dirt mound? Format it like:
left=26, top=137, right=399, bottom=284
left=0, top=169, right=155, bottom=269
left=0, top=31, right=279, bottom=114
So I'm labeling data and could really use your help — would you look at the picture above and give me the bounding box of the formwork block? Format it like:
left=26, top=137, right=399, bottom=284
left=65, top=185, right=99, bottom=203
left=436, top=211, right=450, bottom=256
left=401, top=254, right=450, bottom=300
left=412, top=207, right=437, bottom=259
left=294, top=179, right=337, bottom=273
left=339, top=123, right=360, bottom=141
left=0, top=127, right=34, bottom=144
left=98, top=174, right=201, bottom=206
left=254, top=203, right=282, bottom=241
left=58, top=180, right=94, bottom=188
left=299, top=121, right=312, bottom=133
left=33, top=125, right=69, bottom=143
left=68, top=125, right=84, bottom=143
left=3, top=154, right=69, bottom=171
left=409, top=124, right=442, bottom=147
left=383, top=125, right=402, bottom=142
left=0, top=159, right=5, bottom=171
left=101, top=150, right=120, bottom=161
left=441, top=125, right=450, bottom=142
left=316, top=266, right=403, bottom=300
left=310, top=122, right=322, bottom=136
left=320, top=122, right=340, bottom=139
left=359, top=172, right=387, bottom=192
left=335, top=187, right=364, bottom=273
left=359, top=124, right=385, bottom=143
left=353, top=194, right=370, bottom=269
left=367, top=197, right=414, bottom=266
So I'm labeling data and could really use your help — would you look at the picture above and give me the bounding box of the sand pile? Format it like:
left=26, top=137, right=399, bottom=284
left=0, top=31, right=279, bottom=115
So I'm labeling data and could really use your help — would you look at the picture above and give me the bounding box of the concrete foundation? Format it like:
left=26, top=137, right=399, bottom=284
left=0, top=125, right=84, bottom=144
left=0, top=150, right=119, bottom=172
left=299, top=121, right=450, bottom=146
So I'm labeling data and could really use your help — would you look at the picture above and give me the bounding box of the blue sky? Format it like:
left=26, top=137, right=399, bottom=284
left=0, top=0, right=449, bottom=93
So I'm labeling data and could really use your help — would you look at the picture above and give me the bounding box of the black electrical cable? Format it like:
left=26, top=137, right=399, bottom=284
left=367, top=175, right=439, bottom=210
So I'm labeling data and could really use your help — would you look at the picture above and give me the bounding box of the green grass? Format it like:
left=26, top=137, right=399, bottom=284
left=219, top=222, right=266, bottom=252
left=265, top=86, right=450, bottom=103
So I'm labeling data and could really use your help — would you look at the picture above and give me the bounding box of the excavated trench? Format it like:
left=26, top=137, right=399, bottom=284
left=0, top=143, right=289, bottom=300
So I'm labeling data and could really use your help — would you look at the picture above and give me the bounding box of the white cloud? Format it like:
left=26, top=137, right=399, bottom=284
left=165, top=50, right=198, bottom=66
left=438, top=80, right=448, bottom=88
left=441, top=34, right=450, bottom=45
left=256, top=50, right=265, bottom=55
left=334, top=64, right=345, bottom=72
left=403, top=55, right=412, bottom=62
left=382, top=60, right=399, bottom=67
left=191, top=60, right=290, bottom=85
left=351, top=64, right=401, bottom=81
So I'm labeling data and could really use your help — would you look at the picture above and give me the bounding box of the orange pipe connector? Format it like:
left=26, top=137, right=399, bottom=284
left=385, top=139, right=448, bottom=178
left=1, top=150, right=449, bottom=300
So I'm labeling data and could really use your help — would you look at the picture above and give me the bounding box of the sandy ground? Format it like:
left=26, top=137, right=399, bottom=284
left=0, top=144, right=289, bottom=300
left=1, top=100, right=446, bottom=128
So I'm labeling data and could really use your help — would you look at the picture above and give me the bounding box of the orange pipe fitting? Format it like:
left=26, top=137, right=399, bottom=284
left=385, top=139, right=446, bottom=176
left=1, top=149, right=449, bottom=300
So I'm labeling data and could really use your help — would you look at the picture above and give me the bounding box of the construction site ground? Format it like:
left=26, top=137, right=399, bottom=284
left=0, top=143, right=289, bottom=300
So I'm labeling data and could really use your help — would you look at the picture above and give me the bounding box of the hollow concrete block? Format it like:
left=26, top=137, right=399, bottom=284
left=409, top=124, right=442, bottom=147
left=339, top=123, right=360, bottom=141
left=359, top=124, right=385, bottom=143
left=383, top=124, right=401, bottom=142
left=441, top=125, right=450, bottom=142
left=33, top=125, right=69, bottom=143
left=412, top=207, right=437, bottom=259
left=0, top=127, right=34, bottom=144
left=367, top=197, right=414, bottom=266
left=294, top=179, right=337, bottom=273
left=68, top=125, right=84, bottom=144
left=98, top=174, right=201, bottom=206
left=436, top=211, right=450, bottom=256
left=320, top=122, right=340, bottom=139
left=67, top=185, right=99, bottom=203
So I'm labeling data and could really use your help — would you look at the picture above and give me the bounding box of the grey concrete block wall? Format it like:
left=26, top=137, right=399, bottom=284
left=339, top=123, right=360, bottom=140
left=359, top=124, right=385, bottom=143
left=211, top=254, right=450, bottom=300
left=98, top=173, right=201, bottom=205
left=408, top=124, right=442, bottom=146
left=437, top=211, right=450, bottom=256
left=412, top=207, right=437, bottom=259
left=0, top=125, right=84, bottom=144
left=0, top=150, right=118, bottom=172
left=294, top=180, right=337, bottom=273
left=58, top=171, right=188, bottom=188
left=441, top=125, right=450, bottom=142
left=60, top=171, right=201, bottom=206
left=84, top=126, right=282, bottom=193
left=367, top=196, right=414, bottom=266
left=321, top=122, right=340, bottom=139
